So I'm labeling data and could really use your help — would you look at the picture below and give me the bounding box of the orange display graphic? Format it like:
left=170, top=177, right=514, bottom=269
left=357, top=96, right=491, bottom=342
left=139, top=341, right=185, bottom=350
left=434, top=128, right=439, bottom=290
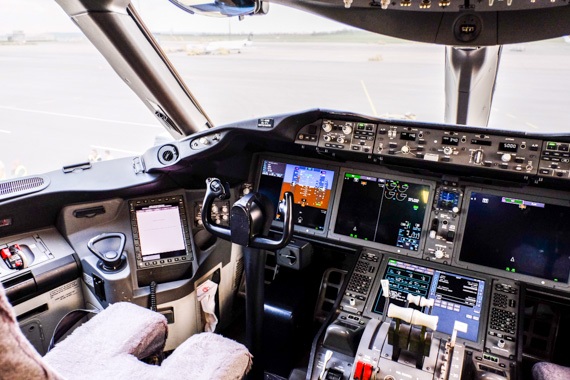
left=280, top=182, right=331, bottom=210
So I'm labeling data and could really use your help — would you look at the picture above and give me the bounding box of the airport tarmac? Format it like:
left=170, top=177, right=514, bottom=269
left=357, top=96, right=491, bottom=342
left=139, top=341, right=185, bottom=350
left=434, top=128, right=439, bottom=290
left=0, top=39, right=569, bottom=177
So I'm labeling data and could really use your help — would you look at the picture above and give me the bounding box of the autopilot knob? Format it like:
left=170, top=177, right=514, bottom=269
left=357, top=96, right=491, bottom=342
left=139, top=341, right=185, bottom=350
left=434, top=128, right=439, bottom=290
left=342, top=124, right=353, bottom=135
left=434, top=249, right=445, bottom=259
left=473, top=149, right=484, bottom=164
left=322, top=122, right=333, bottom=133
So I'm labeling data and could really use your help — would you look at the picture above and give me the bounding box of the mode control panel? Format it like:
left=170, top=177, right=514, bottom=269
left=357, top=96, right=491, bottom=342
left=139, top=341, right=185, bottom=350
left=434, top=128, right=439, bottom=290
left=374, top=124, right=541, bottom=175
left=318, top=120, right=376, bottom=154
left=538, top=140, right=570, bottom=179
left=423, top=182, right=463, bottom=263
left=340, top=250, right=382, bottom=316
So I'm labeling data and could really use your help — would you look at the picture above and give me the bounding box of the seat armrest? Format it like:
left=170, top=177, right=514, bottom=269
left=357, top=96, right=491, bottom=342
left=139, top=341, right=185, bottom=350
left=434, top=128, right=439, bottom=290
left=45, top=302, right=167, bottom=362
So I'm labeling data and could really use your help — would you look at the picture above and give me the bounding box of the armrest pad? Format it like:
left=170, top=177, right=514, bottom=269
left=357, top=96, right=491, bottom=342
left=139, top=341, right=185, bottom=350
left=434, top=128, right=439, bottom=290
left=162, top=332, right=252, bottom=380
left=45, top=302, right=167, bottom=361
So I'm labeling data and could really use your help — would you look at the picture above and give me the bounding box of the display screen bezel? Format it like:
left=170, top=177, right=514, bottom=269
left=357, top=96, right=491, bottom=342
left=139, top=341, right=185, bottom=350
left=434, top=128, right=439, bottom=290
left=453, top=186, right=570, bottom=289
left=129, top=195, right=193, bottom=265
left=328, top=167, right=435, bottom=256
left=254, top=155, right=338, bottom=236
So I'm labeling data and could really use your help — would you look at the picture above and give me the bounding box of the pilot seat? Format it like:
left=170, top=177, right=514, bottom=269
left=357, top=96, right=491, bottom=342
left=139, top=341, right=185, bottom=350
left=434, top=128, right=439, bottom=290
left=0, top=282, right=252, bottom=380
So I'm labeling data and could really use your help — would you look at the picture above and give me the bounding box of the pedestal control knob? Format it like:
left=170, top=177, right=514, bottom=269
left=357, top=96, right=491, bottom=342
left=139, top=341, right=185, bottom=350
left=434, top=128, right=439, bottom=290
left=501, top=153, right=512, bottom=162
left=342, top=124, right=353, bottom=135
left=322, top=122, right=333, bottom=133
left=434, top=249, right=445, bottom=259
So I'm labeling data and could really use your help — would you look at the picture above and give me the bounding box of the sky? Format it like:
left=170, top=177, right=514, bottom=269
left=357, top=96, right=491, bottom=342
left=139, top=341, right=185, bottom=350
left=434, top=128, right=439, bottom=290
left=0, top=0, right=350, bottom=35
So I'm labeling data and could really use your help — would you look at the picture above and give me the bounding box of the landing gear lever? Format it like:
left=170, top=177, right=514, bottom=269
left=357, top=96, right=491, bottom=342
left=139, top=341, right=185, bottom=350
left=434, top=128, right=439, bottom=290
left=201, top=177, right=294, bottom=379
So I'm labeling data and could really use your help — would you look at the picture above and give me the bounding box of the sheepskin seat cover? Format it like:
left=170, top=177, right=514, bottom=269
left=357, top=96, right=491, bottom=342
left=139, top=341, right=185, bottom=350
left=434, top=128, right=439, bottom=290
left=1, top=282, right=252, bottom=380
left=532, top=361, right=570, bottom=380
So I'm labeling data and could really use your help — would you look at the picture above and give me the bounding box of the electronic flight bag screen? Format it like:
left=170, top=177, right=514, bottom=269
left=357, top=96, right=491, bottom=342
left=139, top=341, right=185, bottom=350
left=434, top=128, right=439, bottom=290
left=459, top=191, right=570, bottom=283
left=372, top=259, right=486, bottom=343
left=257, top=159, right=335, bottom=231
left=130, top=196, right=191, bottom=262
left=334, top=172, right=430, bottom=251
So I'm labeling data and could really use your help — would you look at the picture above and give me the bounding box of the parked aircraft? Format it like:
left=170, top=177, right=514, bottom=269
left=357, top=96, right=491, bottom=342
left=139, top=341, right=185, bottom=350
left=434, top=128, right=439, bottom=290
left=186, top=34, right=253, bottom=54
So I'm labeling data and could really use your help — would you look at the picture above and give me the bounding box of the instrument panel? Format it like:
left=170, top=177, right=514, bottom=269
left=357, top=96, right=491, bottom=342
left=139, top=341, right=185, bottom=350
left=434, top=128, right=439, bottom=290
left=254, top=149, right=570, bottom=291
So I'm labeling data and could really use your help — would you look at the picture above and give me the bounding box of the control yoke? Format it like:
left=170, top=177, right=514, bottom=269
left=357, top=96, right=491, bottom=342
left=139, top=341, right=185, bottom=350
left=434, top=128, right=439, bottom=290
left=201, top=177, right=294, bottom=379
left=201, top=177, right=293, bottom=250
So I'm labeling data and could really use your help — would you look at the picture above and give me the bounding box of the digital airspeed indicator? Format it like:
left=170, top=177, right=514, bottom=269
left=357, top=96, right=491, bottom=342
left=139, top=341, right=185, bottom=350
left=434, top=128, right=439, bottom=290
left=499, top=142, right=518, bottom=153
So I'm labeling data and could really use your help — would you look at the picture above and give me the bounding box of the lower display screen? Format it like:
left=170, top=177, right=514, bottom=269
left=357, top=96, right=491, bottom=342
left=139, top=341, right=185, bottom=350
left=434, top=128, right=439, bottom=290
left=257, top=159, right=335, bottom=231
left=459, top=191, right=570, bottom=283
left=372, top=259, right=485, bottom=342
left=334, top=172, right=430, bottom=251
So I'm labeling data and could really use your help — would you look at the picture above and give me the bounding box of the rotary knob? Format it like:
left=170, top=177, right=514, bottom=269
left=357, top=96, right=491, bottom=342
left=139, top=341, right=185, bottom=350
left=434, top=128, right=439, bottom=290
left=434, top=249, right=445, bottom=259
left=473, top=149, right=484, bottom=164
left=337, top=137, right=345, bottom=144
left=401, top=145, right=411, bottom=154
left=443, top=146, right=453, bottom=155
left=501, top=153, right=512, bottom=162
left=322, top=122, right=333, bottom=133
left=342, top=124, right=353, bottom=135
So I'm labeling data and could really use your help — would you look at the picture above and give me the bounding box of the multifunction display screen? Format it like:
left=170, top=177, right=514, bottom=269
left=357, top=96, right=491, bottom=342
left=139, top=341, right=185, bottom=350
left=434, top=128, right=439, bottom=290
left=257, top=159, right=335, bottom=231
left=334, top=173, right=430, bottom=251
left=130, top=196, right=191, bottom=262
left=372, top=259, right=485, bottom=342
left=460, top=192, right=570, bottom=283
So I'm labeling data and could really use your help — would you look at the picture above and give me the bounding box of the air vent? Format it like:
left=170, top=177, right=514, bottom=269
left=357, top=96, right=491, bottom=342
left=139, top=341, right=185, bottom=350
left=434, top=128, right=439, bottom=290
left=0, top=176, right=50, bottom=201
left=157, top=144, right=179, bottom=165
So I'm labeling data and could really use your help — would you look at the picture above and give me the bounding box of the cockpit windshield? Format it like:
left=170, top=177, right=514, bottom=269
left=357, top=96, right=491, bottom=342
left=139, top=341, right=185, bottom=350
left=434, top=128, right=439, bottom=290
left=1, top=0, right=570, bottom=179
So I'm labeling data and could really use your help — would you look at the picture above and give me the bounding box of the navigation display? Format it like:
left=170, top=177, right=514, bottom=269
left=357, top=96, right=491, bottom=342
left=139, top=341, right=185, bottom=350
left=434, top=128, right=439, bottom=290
left=333, top=172, right=430, bottom=251
left=372, top=259, right=486, bottom=342
left=459, top=191, right=570, bottom=283
left=257, top=159, right=335, bottom=231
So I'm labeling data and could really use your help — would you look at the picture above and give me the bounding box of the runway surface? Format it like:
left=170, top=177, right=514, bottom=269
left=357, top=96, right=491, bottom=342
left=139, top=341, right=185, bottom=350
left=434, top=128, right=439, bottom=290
left=0, top=38, right=569, bottom=177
